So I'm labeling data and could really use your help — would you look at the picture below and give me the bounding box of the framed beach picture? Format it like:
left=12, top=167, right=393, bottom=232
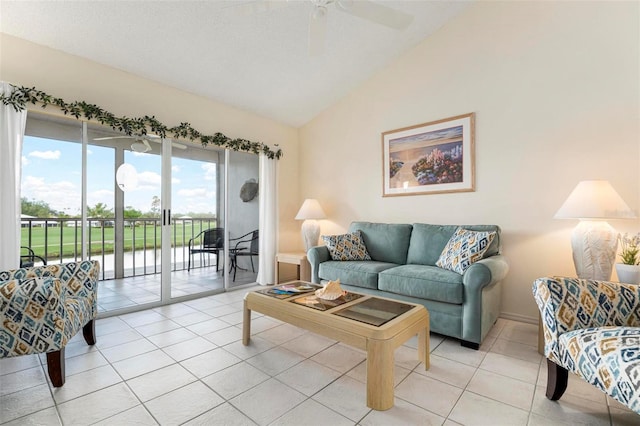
left=382, top=113, right=475, bottom=197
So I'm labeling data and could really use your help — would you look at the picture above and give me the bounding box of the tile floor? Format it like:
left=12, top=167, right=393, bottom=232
left=1, top=287, right=638, bottom=425
left=98, top=266, right=256, bottom=313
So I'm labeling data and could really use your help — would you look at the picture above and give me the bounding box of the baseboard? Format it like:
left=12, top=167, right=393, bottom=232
left=500, top=312, right=538, bottom=325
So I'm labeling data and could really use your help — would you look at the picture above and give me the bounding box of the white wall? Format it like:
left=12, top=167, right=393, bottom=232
left=227, top=151, right=259, bottom=239
left=299, top=1, right=640, bottom=322
left=0, top=33, right=301, bottom=253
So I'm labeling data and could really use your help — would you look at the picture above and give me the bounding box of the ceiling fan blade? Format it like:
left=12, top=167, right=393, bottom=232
left=94, top=134, right=159, bottom=141
left=93, top=136, right=134, bottom=141
left=335, top=0, right=413, bottom=30
left=308, top=5, right=328, bottom=56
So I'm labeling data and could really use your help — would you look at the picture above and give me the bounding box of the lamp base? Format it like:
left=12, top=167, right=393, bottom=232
left=301, top=220, right=320, bottom=253
left=571, top=220, right=618, bottom=280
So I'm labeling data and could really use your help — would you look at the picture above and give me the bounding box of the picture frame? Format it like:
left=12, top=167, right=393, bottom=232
left=382, top=113, right=475, bottom=197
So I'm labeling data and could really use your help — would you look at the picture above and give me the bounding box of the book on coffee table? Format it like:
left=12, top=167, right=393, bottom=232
left=257, top=282, right=320, bottom=299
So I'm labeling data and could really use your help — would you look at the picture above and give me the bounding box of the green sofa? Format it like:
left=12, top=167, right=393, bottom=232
left=307, top=222, right=509, bottom=349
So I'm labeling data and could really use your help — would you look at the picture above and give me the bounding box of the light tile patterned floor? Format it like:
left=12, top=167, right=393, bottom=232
left=98, top=266, right=257, bottom=312
left=1, top=286, right=638, bottom=425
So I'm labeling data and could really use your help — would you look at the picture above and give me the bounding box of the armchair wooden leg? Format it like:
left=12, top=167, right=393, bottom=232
left=83, top=319, right=96, bottom=345
left=47, top=348, right=65, bottom=387
left=546, top=359, right=568, bottom=400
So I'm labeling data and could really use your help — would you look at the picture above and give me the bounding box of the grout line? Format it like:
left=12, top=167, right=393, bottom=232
left=0, top=309, right=624, bottom=425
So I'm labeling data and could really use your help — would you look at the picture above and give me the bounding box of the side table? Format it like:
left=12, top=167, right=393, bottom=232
left=275, top=252, right=311, bottom=283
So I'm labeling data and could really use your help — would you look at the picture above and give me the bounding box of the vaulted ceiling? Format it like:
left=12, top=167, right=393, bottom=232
left=1, top=0, right=470, bottom=127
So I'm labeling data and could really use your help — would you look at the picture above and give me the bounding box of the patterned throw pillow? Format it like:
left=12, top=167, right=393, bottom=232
left=436, top=227, right=496, bottom=274
left=322, top=231, right=372, bottom=261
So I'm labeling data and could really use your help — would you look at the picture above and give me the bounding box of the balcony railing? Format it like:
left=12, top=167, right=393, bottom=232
left=20, top=217, right=218, bottom=280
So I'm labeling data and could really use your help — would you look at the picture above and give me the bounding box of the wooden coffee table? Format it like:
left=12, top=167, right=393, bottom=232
left=243, top=282, right=430, bottom=411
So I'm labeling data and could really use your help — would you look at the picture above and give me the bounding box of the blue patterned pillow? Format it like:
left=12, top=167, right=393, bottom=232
left=436, top=227, right=496, bottom=274
left=322, top=230, right=372, bottom=261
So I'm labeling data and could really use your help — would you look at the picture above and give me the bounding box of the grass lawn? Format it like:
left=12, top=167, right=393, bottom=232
left=22, top=222, right=213, bottom=259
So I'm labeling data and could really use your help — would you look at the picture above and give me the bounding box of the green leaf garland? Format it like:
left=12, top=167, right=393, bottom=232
left=1, top=85, right=283, bottom=159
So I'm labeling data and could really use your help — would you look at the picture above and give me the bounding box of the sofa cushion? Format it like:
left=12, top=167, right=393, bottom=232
left=318, top=261, right=398, bottom=290
left=436, top=227, right=497, bottom=274
left=349, top=222, right=413, bottom=265
left=322, top=230, right=371, bottom=261
left=378, top=265, right=464, bottom=304
left=558, top=326, right=640, bottom=413
left=407, top=224, right=501, bottom=266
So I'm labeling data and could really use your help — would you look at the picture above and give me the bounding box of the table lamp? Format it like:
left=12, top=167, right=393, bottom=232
left=554, top=180, right=636, bottom=280
left=295, top=198, right=326, bottom=252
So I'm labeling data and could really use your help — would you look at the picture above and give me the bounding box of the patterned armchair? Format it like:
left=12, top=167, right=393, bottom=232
left=533, top=276, right=640, bottom=414
left=0, top=260, right=100, bottom=387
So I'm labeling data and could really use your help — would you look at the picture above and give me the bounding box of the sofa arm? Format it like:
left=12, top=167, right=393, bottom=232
left=533, top=276, right=640, bottom=362
left=307, top=246, right=330, bottom=284
left=0, top=277, right=66, bottom=357
left=463, top=255, right=509, bottom=290
left=461, top=255, right=509, bottom=344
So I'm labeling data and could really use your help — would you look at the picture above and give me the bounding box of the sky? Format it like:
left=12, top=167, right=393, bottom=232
left=21, top=136, right=217, bottom=216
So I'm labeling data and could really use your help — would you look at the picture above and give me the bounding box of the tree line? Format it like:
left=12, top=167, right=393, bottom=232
left=21, top=197, right=214, bottom=219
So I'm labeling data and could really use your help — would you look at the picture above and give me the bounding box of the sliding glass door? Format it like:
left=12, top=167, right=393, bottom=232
left=169, top=142, right=224, bottom=297
left=22, top=111, right=260, bottom=314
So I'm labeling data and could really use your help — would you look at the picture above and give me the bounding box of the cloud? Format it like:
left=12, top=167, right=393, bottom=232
left=177, top=188, right=208, bottom=197
left=136, top=171, right=161, bottom=187
left=29, top=150, right=61, bottom=160
left=87, top=189, right=114, bottom=209
left=172, top=165, right=181, bottom=173
left=202, top=163, right=216, bottom=181
left=22, top=175, right=80, bottom=214
left=22, top=156, right=30, bottom=166
left=174, top=201, right=215, bottom=215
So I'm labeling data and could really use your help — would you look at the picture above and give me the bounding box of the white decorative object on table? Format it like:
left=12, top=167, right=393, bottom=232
left=295, top=198, right=326, bottom=252
left=615, top=232, right=640, bottom=284
left=555, top=180, right=636, bottom=280
left=315, top=279, right=345, bottom=300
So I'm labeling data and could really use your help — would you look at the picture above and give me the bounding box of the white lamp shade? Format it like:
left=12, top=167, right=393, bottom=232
left=554, top=180, right=635, bottom=220
left=295, top=199, right=326, bottom=220
left=555, top=180, right=635, bottom=280
left=295, top=199, right=326, bottom=252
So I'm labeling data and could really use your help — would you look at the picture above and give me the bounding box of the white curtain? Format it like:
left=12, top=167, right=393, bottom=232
left=0, top=82, right=27, bottom=269
left=257, top=153, right=278, bottom=285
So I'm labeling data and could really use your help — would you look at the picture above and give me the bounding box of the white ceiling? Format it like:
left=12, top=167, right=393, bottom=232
left=0, top=0, right=470, bottom=127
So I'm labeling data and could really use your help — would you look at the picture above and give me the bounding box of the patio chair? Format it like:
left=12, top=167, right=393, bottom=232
left=19, top=246, right=47, bottom=268
left=230, top=229, right=259, bottom=281
left=0, top=260, right=100, bottom=387
left=188, top=228, right=224, bottom=271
